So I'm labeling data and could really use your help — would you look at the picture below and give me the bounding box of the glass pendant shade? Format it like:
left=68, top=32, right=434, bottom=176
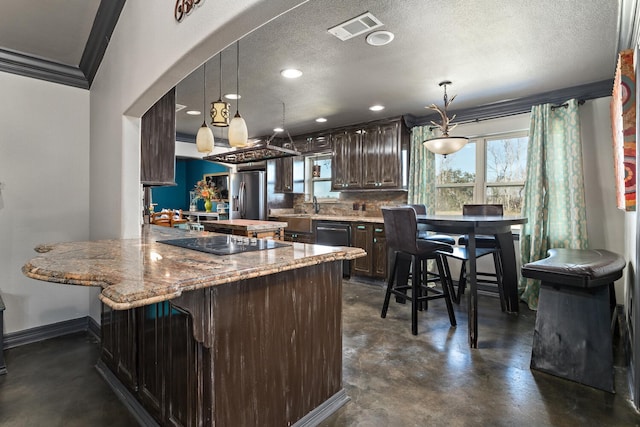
left=210, top=99, right=230, bottom=127
left=196, top=121, right=214, bottom=153
left=423, top=136, right=468, bottom=155
left=423, top=80, right=468, bottom=156
left=228, top=111, right=248, bottom=147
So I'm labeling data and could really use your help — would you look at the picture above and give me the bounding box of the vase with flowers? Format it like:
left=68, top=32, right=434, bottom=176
left=193, top=180, right=221, bottom=212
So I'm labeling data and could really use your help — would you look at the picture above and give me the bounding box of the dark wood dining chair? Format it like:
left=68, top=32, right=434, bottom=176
left=381, top=206, right=456, bottom=335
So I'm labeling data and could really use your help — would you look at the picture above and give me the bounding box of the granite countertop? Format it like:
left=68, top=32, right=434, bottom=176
left=22, top=226, right=365, bottom=310
left=201, top=219, right=288, bottom=231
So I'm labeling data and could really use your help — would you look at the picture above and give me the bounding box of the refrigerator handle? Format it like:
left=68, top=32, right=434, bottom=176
left=239, top=181, right=246, bottom=218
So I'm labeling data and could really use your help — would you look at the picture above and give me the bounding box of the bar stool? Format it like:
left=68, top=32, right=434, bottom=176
left=381, top=207, right=456, bottom=335
left=406, top=204, right=456, bottom=245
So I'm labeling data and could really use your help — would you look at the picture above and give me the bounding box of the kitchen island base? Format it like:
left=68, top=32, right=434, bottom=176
left=99, top=261, right=346, bottom=426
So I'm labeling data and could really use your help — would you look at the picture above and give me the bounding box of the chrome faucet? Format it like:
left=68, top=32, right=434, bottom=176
left=312, top=196, right=320, bottom=214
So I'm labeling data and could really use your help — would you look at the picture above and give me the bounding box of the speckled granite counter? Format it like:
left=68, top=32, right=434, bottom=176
left=22, top=225, right=365, bottom=310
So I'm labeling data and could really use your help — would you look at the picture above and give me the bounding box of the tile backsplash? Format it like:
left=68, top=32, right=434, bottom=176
left=293, top=192, right=408, bottom=217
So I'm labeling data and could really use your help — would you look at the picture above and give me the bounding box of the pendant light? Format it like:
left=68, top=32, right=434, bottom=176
left=423, top=81, right=468, bottom=156
left=228, top=40, right=249, bottom=148
left=210, top=52, right=230, bottom=127
left=196, top=62, right=214, bottom=154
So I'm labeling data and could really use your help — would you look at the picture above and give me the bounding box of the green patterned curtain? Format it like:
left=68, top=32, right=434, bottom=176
left=519, top=99, right=589, bottom=309
left=408, top=126, right=437, bottom=213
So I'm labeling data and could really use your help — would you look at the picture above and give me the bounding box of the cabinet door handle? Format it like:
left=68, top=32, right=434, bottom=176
left=373, top=238, right=377, bottom=243
left=374, top=228, right=383, bottom=233
left=357, top=225, right=366, bottom=230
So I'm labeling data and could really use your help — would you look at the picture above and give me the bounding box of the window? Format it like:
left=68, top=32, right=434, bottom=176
left=435, top=132, right=528, bottom=215
left=308, top=155, right=340, bottom=200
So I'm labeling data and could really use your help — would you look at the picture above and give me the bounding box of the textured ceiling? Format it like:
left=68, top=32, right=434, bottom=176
left=0, top=0, right=621, bottom=142
left=175, top=0, right=620, bottom=141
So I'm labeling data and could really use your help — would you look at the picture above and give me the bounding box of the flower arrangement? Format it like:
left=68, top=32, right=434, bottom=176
left=193, top=180, right=221, bottom=202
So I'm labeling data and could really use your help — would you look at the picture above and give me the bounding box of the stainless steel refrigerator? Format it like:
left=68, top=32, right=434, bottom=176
left=228, top=171, right=267, bottom=220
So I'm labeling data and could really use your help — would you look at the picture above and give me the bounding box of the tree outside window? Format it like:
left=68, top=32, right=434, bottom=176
left=435, top=132, right=527, bottom=215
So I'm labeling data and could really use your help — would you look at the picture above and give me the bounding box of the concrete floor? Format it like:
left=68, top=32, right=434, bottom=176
left=1, top=279, right=639, bottom=426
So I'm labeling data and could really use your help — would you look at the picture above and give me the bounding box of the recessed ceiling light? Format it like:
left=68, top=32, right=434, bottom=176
left=281, top=69, right=302, bottom=79
left=273, top=127, right=284, bottom=132
left=316, top=117, right=327, bottom=123
left=186, top=110, right=201, bottom=115
left=224, top=93, right=241, bottom=100
left=366, top=30, right=395, bottom=47
left=369, top=105, right=385, bottom=111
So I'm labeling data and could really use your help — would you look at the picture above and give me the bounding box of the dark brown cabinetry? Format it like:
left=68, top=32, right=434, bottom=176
left=272, top=156, right=304, bottom=193
left=140, top=88, right=176, bottom=186
left=100, top=263, right=344, bottom=427
left=351, top=223, right=387, bottom=279
left=332, top=118, right=407, bottom=191
left=362, top=121, right=401, bottom=189
left=332, top=130, right=362, bottom=190
left=101, top=302, right=203, bottom=426
left=284, top=231, right=314, bottom=243
left=294, top=132, right=332, bottom=154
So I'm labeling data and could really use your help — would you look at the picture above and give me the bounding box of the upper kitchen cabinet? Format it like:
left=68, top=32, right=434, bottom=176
left=293, top=132, right=332, bottom=154
left=332, top=117, right=408, bottom=191
left=141, top=88, right=176, bottom=186
left=271, top=156, right=305, bottom=193
left=332, top=130, right=363, bottom=190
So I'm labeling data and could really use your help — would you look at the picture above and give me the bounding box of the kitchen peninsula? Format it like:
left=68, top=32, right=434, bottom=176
left=22, top=226, right=365, bottom=426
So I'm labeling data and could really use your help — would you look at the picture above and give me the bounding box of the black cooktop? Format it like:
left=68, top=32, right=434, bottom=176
left=157, top=235, right=289, bottom=256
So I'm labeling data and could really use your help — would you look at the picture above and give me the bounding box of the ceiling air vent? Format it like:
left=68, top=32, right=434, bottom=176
left=328, top=12, right=383, bottom=41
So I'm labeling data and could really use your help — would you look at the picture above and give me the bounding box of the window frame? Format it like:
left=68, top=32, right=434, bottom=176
left=306, top=154, right=339, bottom=201
left=435, top=130, right=528, bottom=212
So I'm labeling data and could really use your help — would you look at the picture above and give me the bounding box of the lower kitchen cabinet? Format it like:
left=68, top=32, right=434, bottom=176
left=351, top=223, right=387, bottom=279
left=284, top=231, right=314, bottom=243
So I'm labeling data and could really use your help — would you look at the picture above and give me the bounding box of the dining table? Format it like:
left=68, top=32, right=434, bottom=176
left=417, top=214, right=528, bottom=348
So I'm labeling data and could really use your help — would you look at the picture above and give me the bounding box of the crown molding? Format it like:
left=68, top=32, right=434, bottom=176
left=80, top=0, right=126, bottom=87
left=0, top=48, right=89, bottom=89
left=0, top=0, right=125, bottom=89
left=404, top=79, right=614, bottom=129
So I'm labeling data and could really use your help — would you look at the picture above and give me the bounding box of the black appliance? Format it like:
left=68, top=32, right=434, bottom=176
left=315, top=221, right=352, bottom=277
left=158, top=235, right=288, bottom=255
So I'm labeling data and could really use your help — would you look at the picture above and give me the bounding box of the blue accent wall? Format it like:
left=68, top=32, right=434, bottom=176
left=151, top=159, right=228, bottom=211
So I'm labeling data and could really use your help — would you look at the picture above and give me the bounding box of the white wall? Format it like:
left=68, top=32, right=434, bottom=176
left=88, top=0, right=308, bottom=320
left=0, top=71, right=91, bottom=334
left=580, top=97, right=626, bottom=297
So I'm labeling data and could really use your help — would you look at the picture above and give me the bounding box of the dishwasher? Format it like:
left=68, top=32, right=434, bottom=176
left=315, top=221, right=352, bottom=277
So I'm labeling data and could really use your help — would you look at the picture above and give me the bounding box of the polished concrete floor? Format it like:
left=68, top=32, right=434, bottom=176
left=1, top=279, right=639, bottom=426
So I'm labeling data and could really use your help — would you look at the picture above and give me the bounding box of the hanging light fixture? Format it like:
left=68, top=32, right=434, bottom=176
left=210, top=52, right=230, bottom=127
left=423, top=81, right=468, bottom=156
left=228, top=40, right=249, bottom=148
left=196, top=62, right=214, bottom=154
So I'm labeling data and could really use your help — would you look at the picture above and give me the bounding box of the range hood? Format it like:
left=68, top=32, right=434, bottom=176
left=203, top=130, right=301, bottom=164
left=203, top=143, right=300, bottom=164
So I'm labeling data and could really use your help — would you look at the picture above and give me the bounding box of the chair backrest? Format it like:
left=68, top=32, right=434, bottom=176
left=381, top=207, right=419, bottom=254
left=406, top=204, right=427, bottom=216
left=463, top=204, right=503, bottom=216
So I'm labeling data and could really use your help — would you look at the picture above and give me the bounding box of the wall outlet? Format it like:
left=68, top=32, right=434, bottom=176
left=361, top=203, right=366, bottom=211
left=353, top=203, right=360, bottom=210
